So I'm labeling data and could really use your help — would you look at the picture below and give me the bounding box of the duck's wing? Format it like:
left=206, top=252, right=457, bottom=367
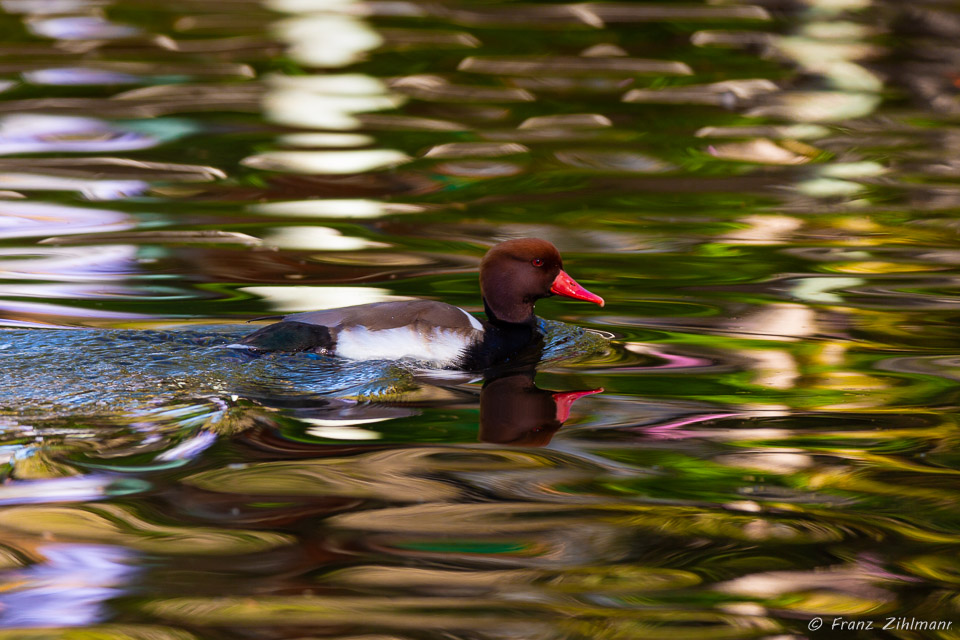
left=287, top=300, right=483, bottom=332
left=238, top=300, right=483, bottom=353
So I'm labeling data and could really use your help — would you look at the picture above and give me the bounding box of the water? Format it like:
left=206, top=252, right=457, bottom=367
left=0, top=0, right=958, bottom=637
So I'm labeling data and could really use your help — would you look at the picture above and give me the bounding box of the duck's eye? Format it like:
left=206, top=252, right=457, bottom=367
left=532, top=258, right=544, bottom=267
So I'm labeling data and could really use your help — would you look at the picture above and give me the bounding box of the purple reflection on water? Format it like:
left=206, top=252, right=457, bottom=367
left=0, top=246, right=140, bottom=281
left=0, top=115, right=158, bottom=155
left=26, top=16, right=142, bottom=40
left=1, top=1, right=104, bottom=14
left=0, top=173, right=148, bottom=200
left=23, top=68, right=143, bottom=86
left=156, top=430, right=217, bottom=462
left=0, top=298, right=149, bottom=319
left=0, top=200, right=132, bottom=240
left=0, top=544, right=136, bottom=628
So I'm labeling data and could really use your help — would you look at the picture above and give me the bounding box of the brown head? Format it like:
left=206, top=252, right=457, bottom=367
left=479, top=238, right=604, bottom=325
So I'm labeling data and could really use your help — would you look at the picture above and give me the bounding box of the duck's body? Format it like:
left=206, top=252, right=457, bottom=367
left=237, top=238, right=603, bottom=370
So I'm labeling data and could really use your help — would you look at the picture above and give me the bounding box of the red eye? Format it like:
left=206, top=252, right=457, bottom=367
left=532, top=258, right=544, bottom=267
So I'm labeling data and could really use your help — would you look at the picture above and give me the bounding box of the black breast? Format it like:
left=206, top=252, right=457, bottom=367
left=459, top=321, right=541, bottom=370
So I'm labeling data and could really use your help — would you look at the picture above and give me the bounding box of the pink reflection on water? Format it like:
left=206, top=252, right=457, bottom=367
left=621, top=345, right=714, bottom=370
left=639, top=413, right=736, bottom=440
left=645, top=348, right=713, bottom=369
left=0, top=544, right=136, bottom=628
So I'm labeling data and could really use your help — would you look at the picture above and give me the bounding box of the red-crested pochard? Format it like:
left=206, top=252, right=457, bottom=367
left=237, top=238, right=604, bottom=369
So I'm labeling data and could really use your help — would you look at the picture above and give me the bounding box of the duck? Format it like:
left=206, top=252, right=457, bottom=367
left=237, top=238, right=604, bottom=369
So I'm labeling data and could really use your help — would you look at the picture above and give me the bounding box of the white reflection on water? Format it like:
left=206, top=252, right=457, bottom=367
left=253, top=198, right=426, bottom=218
left=241, top=149, right=411, bottom=174
left=240, top=285, right=406, bottom=312
left=255, top=3, right=412, bottom=181
left=262, top=225, right=390, bottom=250
left=264, top=74, right=403, bottom=130
left=277, top=132, right=375, bottom=147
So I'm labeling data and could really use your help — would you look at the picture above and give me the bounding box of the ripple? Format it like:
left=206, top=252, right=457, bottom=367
left=555, top=150, right=675, bottom=173
left=183, top=453, right=461, bottom=502
left=389, top=75, right=533, bottom=102
left=609, top=506, right=852, bottom=544
left=0, top=157, right=226, bottom=183
left=0, top=504, right=293, bottom=554
left=324, top=563, right=701, bottom=593
left=623, top=79, right=779, bottom=107
left=424, top=142, right=529, bottom=158
left=141, top=594, right=542, bottom=631
left=0, top=626, right=199, bottom=639
left=330, top=502, right=586, bottom=534
left=459, top=56, right=693, bottom=76
left=432, top=160, right=526, bottom=178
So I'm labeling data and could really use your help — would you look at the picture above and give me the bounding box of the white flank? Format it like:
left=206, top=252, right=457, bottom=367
left=336, top=325, right=478, bottom=365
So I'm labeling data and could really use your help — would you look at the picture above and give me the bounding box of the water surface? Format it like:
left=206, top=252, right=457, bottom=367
left=0, top=0, right=959, bottom=638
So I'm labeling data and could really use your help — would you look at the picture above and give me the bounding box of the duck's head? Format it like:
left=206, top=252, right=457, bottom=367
left=479, top=238, right=604, bottom=325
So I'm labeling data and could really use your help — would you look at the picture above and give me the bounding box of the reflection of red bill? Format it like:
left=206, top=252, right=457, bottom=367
left=550, top=270, right=604, bottom=307
left=552, top=388, right=604, bottom=423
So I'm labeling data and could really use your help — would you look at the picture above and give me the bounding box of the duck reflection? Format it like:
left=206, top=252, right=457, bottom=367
left=479, top=371, right=601, bottom=446
left=243, top=366, right=602, bottom=448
